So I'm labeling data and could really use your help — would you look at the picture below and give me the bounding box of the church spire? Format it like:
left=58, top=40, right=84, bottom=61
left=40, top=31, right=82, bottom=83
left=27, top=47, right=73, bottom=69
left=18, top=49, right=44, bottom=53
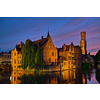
left=47, top=31, right=50, bottom=37
left=47, top=27, right=50, bottom=37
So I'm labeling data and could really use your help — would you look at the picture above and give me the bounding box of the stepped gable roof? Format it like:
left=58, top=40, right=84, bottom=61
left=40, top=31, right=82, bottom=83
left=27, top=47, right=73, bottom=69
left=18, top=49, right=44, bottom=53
left=58, top=45, right=70, bottom=51
left=33, top=37, right=49, bottom=49
left=66, top=45, right=70, bottom=51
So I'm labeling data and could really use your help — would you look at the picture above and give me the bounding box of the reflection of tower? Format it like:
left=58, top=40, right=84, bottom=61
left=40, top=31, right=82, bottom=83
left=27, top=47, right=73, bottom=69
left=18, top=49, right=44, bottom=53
left=80, top=32, right=87, bottom=55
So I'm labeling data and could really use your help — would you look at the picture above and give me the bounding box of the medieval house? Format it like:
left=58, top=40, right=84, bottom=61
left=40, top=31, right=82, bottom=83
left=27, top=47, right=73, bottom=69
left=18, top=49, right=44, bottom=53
left=11, top=31, right=58, bottom=70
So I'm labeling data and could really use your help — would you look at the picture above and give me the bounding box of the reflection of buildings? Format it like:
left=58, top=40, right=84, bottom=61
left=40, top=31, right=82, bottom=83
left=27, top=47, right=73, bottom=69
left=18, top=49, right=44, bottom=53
left=0, top=51, right=11, bottom=65
left=11, top=70, right=35, bottom=84
left=11, top=69, right=83, bottom=84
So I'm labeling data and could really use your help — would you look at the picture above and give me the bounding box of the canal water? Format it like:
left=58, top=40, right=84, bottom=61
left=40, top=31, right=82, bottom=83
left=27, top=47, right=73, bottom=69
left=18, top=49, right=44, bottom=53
left=0, top=68, right=100, bottom=84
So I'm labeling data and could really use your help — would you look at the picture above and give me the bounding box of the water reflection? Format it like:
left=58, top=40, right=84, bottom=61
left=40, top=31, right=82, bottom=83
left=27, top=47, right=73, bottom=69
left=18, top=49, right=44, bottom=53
left=0, top=67, right=100, bottom=84
left=10, top=68, right=84, bottom=84
left=0, top=70, right=11, bottom=84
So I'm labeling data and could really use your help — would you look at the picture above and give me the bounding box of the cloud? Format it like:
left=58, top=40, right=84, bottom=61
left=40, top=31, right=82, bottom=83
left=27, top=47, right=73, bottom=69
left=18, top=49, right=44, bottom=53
left=88, top=48, right=100, bottom=52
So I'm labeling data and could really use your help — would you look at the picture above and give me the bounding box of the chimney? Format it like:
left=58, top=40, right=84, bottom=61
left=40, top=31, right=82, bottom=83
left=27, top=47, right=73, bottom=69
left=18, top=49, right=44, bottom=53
left=41, top=36, right=43, bottom=41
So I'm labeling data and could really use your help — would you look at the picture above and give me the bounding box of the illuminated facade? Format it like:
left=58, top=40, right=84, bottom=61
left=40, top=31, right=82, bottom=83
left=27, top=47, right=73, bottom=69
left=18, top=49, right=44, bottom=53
left=58, top=42, right=82, bottom=69
left=11, top=32, right=58, bottom=70
left=80, top=32, right=87, bottom=55
left=33, top=32, right=58, bottom=65
left=11, top=42, right=24, bottom=70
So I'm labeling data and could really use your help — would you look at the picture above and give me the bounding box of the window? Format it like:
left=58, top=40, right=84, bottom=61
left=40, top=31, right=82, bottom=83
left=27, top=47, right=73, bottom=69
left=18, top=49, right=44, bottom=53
left=55, top=58, right=56, bottom=63
left=68, top=66, right=70, bottom=68
left=55, top=52, right=56, bottom=57
left=14, top=66, right=16, bottom=68
left=69, top=52, right=71, bottom=55
left=14, top=52, right=16, bottom=56
left=20, top=60, right=21, bottom=64
left=18, top=60, right=19, bottom=64
left=69, top=56, right=71, bottom=60
left=52, top=52, right=54, bottom=56
left=49, top=58, right=51, bottom=63
left=68, top=61, right=70, bottom=64
left=14, top=59, right=16, bottom=64
left=64, top=62, right=67, bottom=65
left=49, top=45, right=51, bottom=48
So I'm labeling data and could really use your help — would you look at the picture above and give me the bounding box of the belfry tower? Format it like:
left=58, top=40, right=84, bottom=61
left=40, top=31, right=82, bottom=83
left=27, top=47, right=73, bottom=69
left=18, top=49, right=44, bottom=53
left=80, top=32, right=87, bottom=55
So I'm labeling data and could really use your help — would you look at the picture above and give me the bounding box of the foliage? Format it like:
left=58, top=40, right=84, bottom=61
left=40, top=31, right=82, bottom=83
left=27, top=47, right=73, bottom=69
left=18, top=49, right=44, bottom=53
left=21, top=39, right=45, bottom=70
left=22, top=39, right=37, bottom=69
left=35, top=45, right=45, bottom=70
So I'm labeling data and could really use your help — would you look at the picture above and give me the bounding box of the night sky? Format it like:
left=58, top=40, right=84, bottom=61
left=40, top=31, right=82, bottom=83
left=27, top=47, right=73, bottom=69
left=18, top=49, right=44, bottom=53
left=0, top=17, right=100, bottom=55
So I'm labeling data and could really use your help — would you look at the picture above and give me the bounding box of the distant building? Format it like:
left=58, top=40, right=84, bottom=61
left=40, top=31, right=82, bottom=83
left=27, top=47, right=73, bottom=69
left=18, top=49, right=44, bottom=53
left=0, top=51, right=11, bottom=65
left=11, top=32, right=58, bottom=70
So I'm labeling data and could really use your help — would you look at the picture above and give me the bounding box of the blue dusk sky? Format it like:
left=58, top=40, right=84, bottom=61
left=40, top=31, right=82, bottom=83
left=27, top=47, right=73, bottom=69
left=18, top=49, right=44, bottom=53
left=0, top=17, right=100, bottom=55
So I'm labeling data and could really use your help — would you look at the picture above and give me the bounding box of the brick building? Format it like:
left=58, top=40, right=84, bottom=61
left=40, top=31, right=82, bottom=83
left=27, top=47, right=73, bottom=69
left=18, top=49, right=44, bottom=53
left=11, top=31, right=58, bottom=70
left=58, top=42, right=82, bottom=69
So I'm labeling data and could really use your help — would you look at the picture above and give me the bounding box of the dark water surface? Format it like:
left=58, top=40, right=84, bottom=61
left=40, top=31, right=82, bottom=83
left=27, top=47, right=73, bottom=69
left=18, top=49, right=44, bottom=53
left=0, top=68, right=100, bottom=84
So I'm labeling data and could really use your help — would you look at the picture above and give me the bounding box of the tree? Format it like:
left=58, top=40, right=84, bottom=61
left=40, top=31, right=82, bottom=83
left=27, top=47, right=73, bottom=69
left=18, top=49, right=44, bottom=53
left=22, top=39, right=37, bottom=69
left=35, top=45, right=45, bottom=70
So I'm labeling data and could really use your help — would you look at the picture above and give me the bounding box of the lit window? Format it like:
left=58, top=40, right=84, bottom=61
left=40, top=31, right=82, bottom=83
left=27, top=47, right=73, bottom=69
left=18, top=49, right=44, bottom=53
left=14, top=59, right=16, bottom=64
left=68, top=61, right=70, bottom=64
left=49, top=45, right=51, bottom=48
left=52, top=52, right=54, bottom=56
left=49, top=58, right=51, bottom=63
left=14, top=52, right=16, bottom=56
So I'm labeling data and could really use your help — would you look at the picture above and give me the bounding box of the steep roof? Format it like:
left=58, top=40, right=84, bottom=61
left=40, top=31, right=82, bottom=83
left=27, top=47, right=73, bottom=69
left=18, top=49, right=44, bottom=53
left=33, top=37, right=49, bottom=49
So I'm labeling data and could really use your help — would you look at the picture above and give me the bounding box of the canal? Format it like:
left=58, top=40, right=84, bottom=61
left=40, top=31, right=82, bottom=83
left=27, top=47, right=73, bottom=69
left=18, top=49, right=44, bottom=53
left=0, top=68, right=100, bottom=84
